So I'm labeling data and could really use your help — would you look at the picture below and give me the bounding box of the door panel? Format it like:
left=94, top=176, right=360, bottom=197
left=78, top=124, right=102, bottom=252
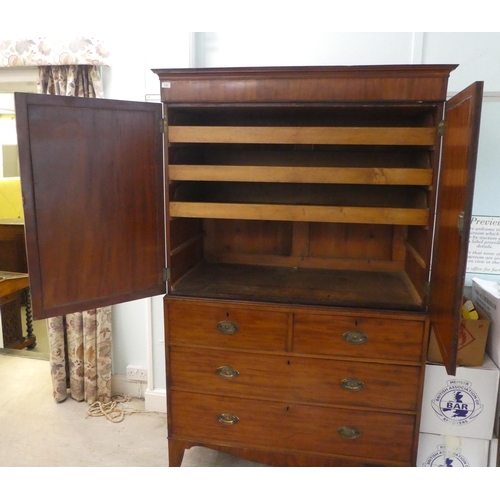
left=15, top=93, right=165, bottom=319
left=429, top=82, right=483, bottom=375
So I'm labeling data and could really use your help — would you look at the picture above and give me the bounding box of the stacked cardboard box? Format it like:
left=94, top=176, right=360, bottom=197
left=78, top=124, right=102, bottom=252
left=417, top=433, right=490, bottom=467
left=418, top=355, right=499, bottom=467
left=427, top=303, right=490, bottom=367
left=417, top=435, right=498, bottom=467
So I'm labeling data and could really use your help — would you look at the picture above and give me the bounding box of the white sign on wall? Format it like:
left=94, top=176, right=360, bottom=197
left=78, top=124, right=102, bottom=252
left=467, top=216, right=500, bottom=275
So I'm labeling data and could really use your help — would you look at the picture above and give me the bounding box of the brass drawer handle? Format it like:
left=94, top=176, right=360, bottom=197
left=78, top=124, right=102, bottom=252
left=217, top=412, right=239, bottom=425
left=341, top=378, right=365, bottom=392
left=342, top=330, right=368, bottom=345
left=216, top=366, right=240, bottom=379
left=338, top=426, right=362, bottom=440
left=217, top=320, right=239, bottom=335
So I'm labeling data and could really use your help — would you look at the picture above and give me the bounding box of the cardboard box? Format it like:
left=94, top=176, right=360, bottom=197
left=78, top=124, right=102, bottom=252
left=472, top=277, right=500, bottom=368
left=420, top=355, right=500, bottom=440
left=417, top=432, right=491, bottom=467
left=427, top=303, right=491, bottom=366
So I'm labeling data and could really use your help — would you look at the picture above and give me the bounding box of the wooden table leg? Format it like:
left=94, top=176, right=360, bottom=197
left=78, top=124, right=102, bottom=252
left=22, top=288, right=36, bottom=349
left=1, top=289, right=36, bottom=350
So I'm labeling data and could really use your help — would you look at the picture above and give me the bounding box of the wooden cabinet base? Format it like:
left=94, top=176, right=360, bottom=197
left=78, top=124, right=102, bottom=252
left=168, top=389, right=415, bottom=466
left=166, top=296, right=424, bottom=467
left=168, top=440, right=407, bottom=467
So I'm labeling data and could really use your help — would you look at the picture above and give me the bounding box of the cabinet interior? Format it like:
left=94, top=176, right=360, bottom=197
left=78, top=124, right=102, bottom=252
left=166, top=103, right=440, bottom=311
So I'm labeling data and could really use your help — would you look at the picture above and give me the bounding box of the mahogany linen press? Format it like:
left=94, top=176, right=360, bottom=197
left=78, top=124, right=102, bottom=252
left=15, top=65, right=482, bottom=466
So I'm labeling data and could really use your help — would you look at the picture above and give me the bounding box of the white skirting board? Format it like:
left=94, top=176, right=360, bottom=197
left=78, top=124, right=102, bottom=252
left=111, top=374, right=167, bottom=413
left=145, top=388, right=167, bottom=413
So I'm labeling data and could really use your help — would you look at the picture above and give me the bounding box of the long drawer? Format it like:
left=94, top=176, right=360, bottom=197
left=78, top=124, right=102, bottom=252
left=293, top=313, right=425, bottom=362
left=167, top=300, right=288, bottom=351
left=170, top=390, right=416, bottom=465
left=170, top=346, right=421, bottom=411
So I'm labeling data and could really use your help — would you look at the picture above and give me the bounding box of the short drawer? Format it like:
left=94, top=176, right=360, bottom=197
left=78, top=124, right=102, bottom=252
left=166, top=300, right=288, bottom=351
left=294, top=313, right=425, bottom=362
left=170, top=390, right=416, bottom=465
left=170, top=346, right=421, bottom=411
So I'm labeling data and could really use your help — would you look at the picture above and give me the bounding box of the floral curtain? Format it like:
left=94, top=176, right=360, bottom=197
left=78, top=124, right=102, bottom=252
left=46, top=310, right=112, bottom=404
left=1, top=37, right=109, bottom=67
left=38, top=65, right=103, bottom=98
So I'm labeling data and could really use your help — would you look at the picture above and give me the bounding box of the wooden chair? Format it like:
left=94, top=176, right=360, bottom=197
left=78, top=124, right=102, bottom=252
left=0, top=271, right=35, bottom=349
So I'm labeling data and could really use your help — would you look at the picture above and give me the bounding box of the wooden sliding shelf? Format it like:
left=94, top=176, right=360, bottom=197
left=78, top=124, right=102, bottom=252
left=169, top=201, right=428, bottom=225
left=169, top=165, right=433, bottom=185
left=167, top=123, right=434, bottom=226
left=168, top=125, right=436, bottom=146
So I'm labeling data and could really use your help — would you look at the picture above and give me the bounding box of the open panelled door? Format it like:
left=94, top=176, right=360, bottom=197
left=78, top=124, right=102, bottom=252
left=15, top=93, right=165, bottom=319
left=429, top=81, right=484, bottom=375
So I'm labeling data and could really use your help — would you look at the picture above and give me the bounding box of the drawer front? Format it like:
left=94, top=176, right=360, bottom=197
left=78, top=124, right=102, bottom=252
left=170, top=346, right=421, bottom=411
left=166, top=300, right=288, bottom=351
left=294, top=313, right=425, bottom=362
left=170, top=391, right=415, bottom=465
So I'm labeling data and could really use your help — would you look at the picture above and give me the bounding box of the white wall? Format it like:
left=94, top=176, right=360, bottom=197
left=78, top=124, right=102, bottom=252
left=422, top=33, right=500, bottom=92
left=199, top=32, right=420, bottom=67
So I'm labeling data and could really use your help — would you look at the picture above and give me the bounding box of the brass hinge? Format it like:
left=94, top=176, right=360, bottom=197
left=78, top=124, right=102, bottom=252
left=163, top=267, right=171, bottom=282
left=160, top=118, right=167, bottom=134
left=457, top=211, right=465, bottom=236
left=437, top=120, right=445, bottom=136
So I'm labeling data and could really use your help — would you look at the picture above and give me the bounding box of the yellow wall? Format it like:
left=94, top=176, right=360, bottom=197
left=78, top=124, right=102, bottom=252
left=0, top=177, right=23, bottom=219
